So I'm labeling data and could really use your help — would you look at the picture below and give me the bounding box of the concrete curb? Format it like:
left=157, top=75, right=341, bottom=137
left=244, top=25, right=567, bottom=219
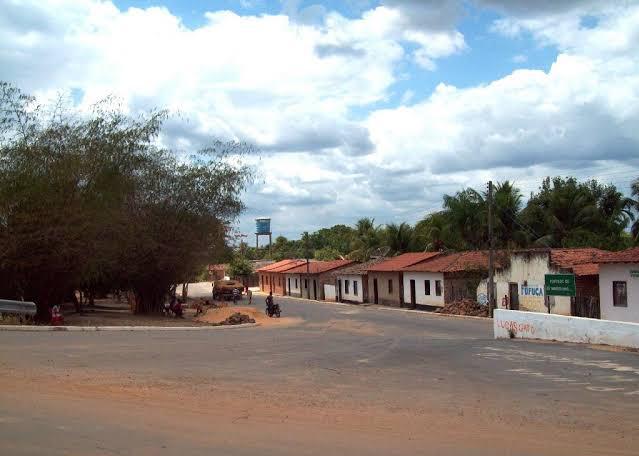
left=370, top=305, right=490, bottom=321
left=253, top=291, right=489, bottom=321
left=0, top=323, right=260, bottom=332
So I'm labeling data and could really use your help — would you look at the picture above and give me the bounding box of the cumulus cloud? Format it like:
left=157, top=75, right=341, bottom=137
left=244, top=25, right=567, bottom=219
left=2, top=0, right=639, bottom=237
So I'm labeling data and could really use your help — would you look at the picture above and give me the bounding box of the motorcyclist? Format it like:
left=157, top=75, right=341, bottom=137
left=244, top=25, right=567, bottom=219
left=265, top=292, right=274, bottom=314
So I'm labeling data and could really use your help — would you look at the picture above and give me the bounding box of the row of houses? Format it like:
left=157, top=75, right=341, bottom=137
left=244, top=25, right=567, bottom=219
left=256, top=246, right=639, bottom=323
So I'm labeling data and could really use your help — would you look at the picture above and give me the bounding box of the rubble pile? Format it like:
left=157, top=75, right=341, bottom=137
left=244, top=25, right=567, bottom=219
left=214, top=312, right=256, bottom=326
left=436, top=299, right=488, bottom=317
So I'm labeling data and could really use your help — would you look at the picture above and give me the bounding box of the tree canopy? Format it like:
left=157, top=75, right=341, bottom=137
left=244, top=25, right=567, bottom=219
left=0, top=82, right=253, bottom=318
left=244, top=177, right=638, bottom=262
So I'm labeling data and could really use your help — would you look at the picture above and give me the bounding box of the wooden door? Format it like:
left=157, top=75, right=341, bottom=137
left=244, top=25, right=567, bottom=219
left=509, top=283, right=519, bottom=310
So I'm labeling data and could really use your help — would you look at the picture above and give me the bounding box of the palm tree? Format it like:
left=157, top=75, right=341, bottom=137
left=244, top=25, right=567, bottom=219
left=384, top=222, right=414, bottom=254
left=350, top=217, right=382, bottom=258
left=631, top=178, right=639, bottom=243
left=493, top=181, right=525, bottom=248
left=414, top=211, right=463, bottom=251
left=442, top=188, right=486, bottom=249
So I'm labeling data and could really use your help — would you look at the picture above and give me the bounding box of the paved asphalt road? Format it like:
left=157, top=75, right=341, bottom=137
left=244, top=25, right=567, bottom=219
left=1, top=291, right=638, bottom=455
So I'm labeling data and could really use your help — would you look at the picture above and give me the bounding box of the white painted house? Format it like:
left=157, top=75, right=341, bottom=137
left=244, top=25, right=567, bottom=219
left=477, top=249, right=606, bottom=317
left=597, top=248, right=639, bottom=323
left=401, top=251, right=492, bottom=308
left=284, top=273, right=302, bottom=297
left=333, top=258, right=386, bottom=304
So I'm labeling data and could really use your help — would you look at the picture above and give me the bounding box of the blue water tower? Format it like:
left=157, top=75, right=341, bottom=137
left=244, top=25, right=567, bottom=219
left=255, top=217, right=272, bottom=251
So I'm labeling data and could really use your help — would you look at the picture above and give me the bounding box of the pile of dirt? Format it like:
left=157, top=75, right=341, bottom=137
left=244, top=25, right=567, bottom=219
left=436, top=299, right=488, bottom=317
left=196, top=306, right=303, bottom=327
left=214, top=312, right=256, bottom=326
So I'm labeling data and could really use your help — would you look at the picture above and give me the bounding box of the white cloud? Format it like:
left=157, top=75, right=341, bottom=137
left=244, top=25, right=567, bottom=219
left=512, top=54, right=527, bottom=63
left=1, top=0, right=639, bottom=238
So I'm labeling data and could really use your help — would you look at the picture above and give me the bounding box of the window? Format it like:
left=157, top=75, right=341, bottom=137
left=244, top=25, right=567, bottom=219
left=354, top=281, right=358, bottom=296
left=345, top=280, right=350, bottom=294
left=424, top=280, right=431, bottom=296
left=613, top=281, right=627, bottom=307
left=388, top=279, right=393, bottom=293
left=295, top=278, right=298, bottom=289
left=435, top=280, right=442, bottom=297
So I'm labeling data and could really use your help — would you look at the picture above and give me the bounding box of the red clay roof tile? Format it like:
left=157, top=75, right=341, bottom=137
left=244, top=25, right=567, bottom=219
left=549, top=248, right=609, bottom=268
left=596, top=247, right=639, bottom=264
left=402, top=251, right=493, bottom=273
left=256, top=259, right=306, bottom=272
left=366, top=252, right=441, bottom=272
left=284, top=259, right=354, bottom=274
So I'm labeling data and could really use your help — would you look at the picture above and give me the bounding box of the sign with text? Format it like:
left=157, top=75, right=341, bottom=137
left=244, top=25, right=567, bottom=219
left=544, top=274, right=576, bottom=297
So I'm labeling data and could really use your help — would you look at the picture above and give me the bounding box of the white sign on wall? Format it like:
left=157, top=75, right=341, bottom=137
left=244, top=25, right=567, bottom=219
left=520, top=284, right=545, bottom=310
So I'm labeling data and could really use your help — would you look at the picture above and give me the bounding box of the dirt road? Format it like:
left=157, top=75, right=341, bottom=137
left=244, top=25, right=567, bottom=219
left=1, top=295, right=638, bottom=455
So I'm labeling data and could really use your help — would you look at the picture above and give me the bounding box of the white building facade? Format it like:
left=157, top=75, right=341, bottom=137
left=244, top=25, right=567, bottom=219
left=476, top=249, right=605, bottom=316
left=337, top=273, right=365, bottom=303
left=402, top=272, right=445, bottom=307
left=599, top=263, right=639, bottom=323
left=285, top=273, right=302, bottom=297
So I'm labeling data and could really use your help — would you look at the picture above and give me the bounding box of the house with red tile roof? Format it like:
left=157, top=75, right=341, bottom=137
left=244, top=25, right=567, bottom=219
left=476, top=248, right=609, bottom=317
left=595, top=247, right=639, bottom=323
left=364, top=252, right=442, bottom=307
left=330, top=257, right=387, bottom=304
left=256, top=259, right=307, bottom=295
left=283, top=260, right=354, bottom=300
left=400, top=251, right=497, bottom=308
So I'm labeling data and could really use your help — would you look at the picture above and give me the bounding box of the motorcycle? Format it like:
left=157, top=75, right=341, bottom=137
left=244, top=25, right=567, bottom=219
left=265, top=302, right=281, bottom=318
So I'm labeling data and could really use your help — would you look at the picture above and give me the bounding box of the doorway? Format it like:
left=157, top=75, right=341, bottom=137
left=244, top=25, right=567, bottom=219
left=373, top=278, right=379, bottom=304
left=337, top=279, right=342, bottom=302
left=409, top=279, right=416, bottom=308
left=313, top=280, right=317, bottom=300
left=508, top=283, right=519, bottom=310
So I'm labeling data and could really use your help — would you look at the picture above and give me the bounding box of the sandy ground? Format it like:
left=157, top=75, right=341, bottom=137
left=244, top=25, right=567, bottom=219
left=196, top=306, right=303, bottom=327
left=1, top=367, right=636, bottom=456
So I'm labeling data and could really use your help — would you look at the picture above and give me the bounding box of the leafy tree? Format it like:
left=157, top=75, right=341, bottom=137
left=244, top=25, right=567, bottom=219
left=0, top=82, right=252, bottom=318
left=493, top=181, right=526, bottom=248
left=383, top=222, right=415, bottom=254
left=442, top=188, right=486, bottom=249
left=314, top=247, right=342, bottom=261
left=228, top=256, right=254, bottom=279
left=632, top=177, right=639, bottom=243
left=519, top=177, right=633, bottom=250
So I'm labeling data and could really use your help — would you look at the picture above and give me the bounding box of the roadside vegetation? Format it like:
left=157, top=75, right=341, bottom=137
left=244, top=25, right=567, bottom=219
left=244, top=178, right=639, bottom=261
left=0, top=82, right=253, bottom=319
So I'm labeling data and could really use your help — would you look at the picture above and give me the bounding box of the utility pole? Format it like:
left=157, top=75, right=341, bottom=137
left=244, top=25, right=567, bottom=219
left=487, top=180, right=495, bottom=318
left=306, top=258, right=310, bottom=299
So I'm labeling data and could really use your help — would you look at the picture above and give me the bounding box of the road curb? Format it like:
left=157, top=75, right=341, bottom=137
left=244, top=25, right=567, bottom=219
left=0, top=323, right=260, bottom=332
left=253, top=291, right=489, bottom=321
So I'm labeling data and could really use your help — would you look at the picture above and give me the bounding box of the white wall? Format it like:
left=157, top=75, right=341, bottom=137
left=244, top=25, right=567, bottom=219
left=285, top=274, right=301, bottom=295
left=599, top=263, right=639, bottom=323
left=494, top=309, right=639, bottom=349
left=338, top=274, right=364, bottom=303
left=402, top=272, right=445, bottom=307
left=477, top=252, right=571, bottom=315
left=324, top=284, right=336, bottom=301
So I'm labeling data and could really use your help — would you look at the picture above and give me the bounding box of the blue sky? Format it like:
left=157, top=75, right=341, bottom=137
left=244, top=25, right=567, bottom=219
left=2, top=0, right=638, bottom=239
